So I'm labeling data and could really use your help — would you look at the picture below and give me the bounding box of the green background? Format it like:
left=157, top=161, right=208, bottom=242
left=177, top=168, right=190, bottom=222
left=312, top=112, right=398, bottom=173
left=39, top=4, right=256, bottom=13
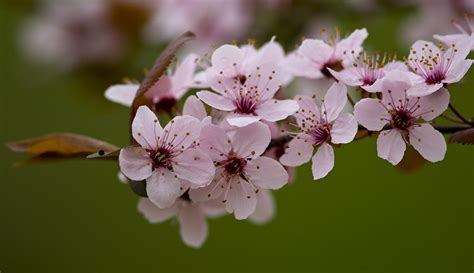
left=1, top=2, right=472, bottom=273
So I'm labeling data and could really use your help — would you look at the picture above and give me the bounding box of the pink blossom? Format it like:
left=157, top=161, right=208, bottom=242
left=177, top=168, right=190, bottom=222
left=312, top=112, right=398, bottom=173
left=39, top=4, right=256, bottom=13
left=138, top=197, right=225, bottom=248
left=189, top=122, right=288, bottom=220
left=105, top=53, right=199, bottom=112
left=196, top=44, right=299, bottom=127
left=354, top=73, right=449, bottom=165
left=405, top=39, right=473, bottom=97
left=144, top=0, right=251, bottom=50
left=434, top=15, right=474, bottom=51
left=328, top=52, right=409, bottom=92
left=202, top=38, right=291, bottom=87
left=20, top=0, right=124, bottom=69
left=279, top=82, right=358, bottom=180
left=119, top=106, right=215, bottom=208
left=283, top=28, right=368, bottom=79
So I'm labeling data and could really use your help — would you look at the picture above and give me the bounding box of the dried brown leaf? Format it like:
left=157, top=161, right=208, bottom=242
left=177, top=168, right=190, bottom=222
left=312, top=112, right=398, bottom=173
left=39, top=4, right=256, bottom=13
left=6, top=132, right=119, bottom=165
left=448, top=127, right=474, bottom=145
left=130, top=31, right=196, bottom=125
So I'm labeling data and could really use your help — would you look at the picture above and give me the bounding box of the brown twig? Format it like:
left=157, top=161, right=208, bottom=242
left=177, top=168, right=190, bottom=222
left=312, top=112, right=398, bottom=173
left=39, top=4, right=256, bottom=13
left=448, top=103, right=474, bottom=126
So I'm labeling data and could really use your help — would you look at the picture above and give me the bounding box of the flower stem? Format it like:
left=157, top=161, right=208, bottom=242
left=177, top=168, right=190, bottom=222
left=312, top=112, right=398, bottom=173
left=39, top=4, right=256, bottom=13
left=448, top=103, right=473, bottom=126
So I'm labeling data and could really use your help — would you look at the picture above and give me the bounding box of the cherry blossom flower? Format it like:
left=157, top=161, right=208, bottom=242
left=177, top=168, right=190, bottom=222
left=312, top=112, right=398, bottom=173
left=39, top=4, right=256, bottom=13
left=196, top=45, right=299, bottom=127
left=354, top=73, right=449, bottom=165
left=405, top=39, right=473, bottom=97
left=279, top=82, right=358, bottom=180
left=20, top=0, right=125, bottom=69
left=328, top=52, right=409, bottom=92
left=202, top=38, right=291, bottom=87
left=283, top=28, right=368, bottom=79
left=434, top=15, right=474, bottom=52
left=189, top=122, right=288, bottom=220
left=119, top=106, right=215, bottom=208
left=144, top=0, right=251, bottom=51
left=137, top=197, right=225, bottom=248
left=105, top=53, right=199, bottom=112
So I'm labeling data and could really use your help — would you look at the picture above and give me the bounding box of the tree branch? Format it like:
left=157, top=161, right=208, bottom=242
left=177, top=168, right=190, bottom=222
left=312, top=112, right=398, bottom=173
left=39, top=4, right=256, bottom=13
left=266, top=125, right=471, bottom=150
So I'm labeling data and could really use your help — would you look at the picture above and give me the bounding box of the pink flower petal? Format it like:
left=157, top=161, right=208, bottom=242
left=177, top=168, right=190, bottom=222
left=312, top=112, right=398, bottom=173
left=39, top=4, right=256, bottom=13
left=145, top=76, right=173, bottom=101
left=197, top=90, right=236, bottom=111
left=104, top=83, right=139, bottom=107
left=294, top=95, right=321, bottom=127
left=376, top=129, right=406, bottom=165
left=311, top=143, right=334, bottom=180
left=172, top=53, right=198, bottom=99
left=331, top=113, right=358, bottom=144
left=415, top=87, right=450, bottom=121
left=407, top=82, right=443, bottom=97
left=132, top=106, right=162, bottom=150
left=183, top=95, right=207, bottom=120
left=246, top=156, right=288, bottom=189
left=188, top=177, right=225, bottom=202
left=255, top=99, right=299, bottom=122
left=408, top=40, right=442, bottom=62
left=178, top=203, right=208, bottom=248
left=225, top=178, right=257, bottom=220
left=137, top=198, right=178, bottom=223
left=323, top=82, right=347, bottom=122
left=354, top=98, right=390, bottom=131
left=328, top=68, right=363, bottom=86
left=163, top=115, right=201, bottom=150
left=334, top=28, right=368, bottom=59
left=299, top=39, right=332, bottom=65
left=279, top=135, right=314, bottom=167
left=211, top=44, right=244, bottom=77
left=199, top=199, right=226, bottom=217
left=282, top=52, right=322, bottom=78
left=226, top=114, right=261, bottom=127
left=231, top=122, right=271, bottom=158
left=248, top=189, right=275, bottom=225
left=173, top=149, right=215, bottom=188
left=119, top=147, right=153, bottom=181
left=146, top=169, right=182, bottom=209
left=199, top=124, right=232, bottom=161
left=409, top=124, right=446, bottom=162
left=445, top=59, right=473, bottom=84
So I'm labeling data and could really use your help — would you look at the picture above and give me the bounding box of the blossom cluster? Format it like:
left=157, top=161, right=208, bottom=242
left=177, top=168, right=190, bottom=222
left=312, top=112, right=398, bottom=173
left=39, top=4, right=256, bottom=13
left=105, top=23, right=473, bottom=247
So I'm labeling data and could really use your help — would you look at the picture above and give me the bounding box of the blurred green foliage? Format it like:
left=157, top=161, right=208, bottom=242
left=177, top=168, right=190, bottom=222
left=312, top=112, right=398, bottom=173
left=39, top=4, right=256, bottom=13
left=1, top=2, right=473, bottom=273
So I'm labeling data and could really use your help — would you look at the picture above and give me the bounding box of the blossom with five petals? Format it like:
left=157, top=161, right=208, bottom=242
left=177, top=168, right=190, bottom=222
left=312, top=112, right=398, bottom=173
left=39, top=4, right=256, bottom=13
left=189, top=122, right=288, bottom=220
left=405, top=38, right=472, bottom=97
left=119, top=106, right=215, bottom=208
left=354, top=72, right=449, bottom=165
left=196, top=45, right=299, bottom=127
left=279, top=82, right=358, bottom=180
left=283, top=28, right=368, bottom=79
